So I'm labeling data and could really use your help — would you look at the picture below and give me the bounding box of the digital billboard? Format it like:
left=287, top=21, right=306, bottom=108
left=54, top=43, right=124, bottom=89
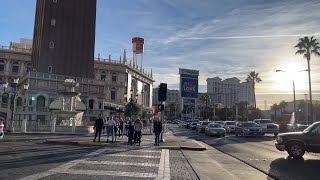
left=180, top=77, right=198, bottom=98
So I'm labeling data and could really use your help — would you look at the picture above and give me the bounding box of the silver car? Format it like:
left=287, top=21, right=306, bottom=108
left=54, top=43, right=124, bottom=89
left=205, top=123, right=226, bottom=137
left=223, top=121, right=237, bottom=133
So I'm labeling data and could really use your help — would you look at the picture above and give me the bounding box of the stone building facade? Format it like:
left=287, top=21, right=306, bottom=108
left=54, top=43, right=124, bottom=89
left=0, top=41, right=154, bottom=130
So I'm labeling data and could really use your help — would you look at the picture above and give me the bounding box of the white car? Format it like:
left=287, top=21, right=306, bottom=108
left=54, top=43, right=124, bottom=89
left=205, top=123, right=226, bottom=137
left=223, top=121, right=237, bottom=133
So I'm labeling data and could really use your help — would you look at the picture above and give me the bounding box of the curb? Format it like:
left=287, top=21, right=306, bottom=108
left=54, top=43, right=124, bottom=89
left=44, top=140, right=114, bottom=146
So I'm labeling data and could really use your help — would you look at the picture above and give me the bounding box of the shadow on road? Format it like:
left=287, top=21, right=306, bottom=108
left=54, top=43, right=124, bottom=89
left=268, top=157, right=320, bottom=180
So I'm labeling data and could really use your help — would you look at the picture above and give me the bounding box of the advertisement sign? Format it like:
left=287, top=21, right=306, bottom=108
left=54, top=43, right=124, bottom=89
left=132, top=37, right=144, bottom=54
left=180, top=78, right=198, bottom=98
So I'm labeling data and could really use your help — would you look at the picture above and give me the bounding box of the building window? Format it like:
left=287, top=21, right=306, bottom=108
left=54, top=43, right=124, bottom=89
left=0, top=60, right=5, bottom=72
left=112, top=73, right=117, bottom=82
left=48, top=66, right=52, bottom=73
left=51, top=18, right=56, bottom=26
left=111, top=88, right=116, bottom=100
left=26, top=63, right=31, bottom=72
left=12, top=62, right=19, bottom=73
left=89, top=99, right=94, bottom=109
left=16, top=97, right=23, bottom=107
left=49, top=41, right=54, bottom=48
left=99, top=102, right=102, bottom=109
left=101, top=71, right=106, bottom=80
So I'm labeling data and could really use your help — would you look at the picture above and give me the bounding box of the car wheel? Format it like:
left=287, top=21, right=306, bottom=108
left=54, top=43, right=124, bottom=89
left=287, top=143, right=305, bottom=158
left=274, top=132, right=278, bottom=136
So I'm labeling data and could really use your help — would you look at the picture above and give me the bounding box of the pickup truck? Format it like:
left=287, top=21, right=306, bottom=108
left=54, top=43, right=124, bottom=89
left=275, top=122, right=320, bottom=158
left=253, top=119, right=279, bottom=136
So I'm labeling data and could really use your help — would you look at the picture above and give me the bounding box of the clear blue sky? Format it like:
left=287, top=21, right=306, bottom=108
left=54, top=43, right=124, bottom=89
left=1, top=0, right=320, bottom=106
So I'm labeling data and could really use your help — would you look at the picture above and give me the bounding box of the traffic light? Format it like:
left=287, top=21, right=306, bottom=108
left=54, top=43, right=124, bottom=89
left=158, top=83, right=167, bottom=102
left=31, top=96, right=36, bottom=101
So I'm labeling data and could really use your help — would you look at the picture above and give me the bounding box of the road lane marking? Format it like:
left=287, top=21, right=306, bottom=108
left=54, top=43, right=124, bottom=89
left=17, top=171, right=56, bottom=180
left=156, top=149, right=170, bottom=180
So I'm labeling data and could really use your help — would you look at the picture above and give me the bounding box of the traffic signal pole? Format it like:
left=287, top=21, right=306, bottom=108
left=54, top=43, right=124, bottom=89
left=160, top=101, right=164, bottom=142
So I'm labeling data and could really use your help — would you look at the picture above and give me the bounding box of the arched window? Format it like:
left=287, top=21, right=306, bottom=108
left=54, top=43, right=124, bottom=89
left=16, top=97, right=23, bottom=107
left=111, top=88, right=116, bottom=100
left=12, top=62, right=19, bottom=73
left=0, top=59, right=5, bottom=72
left=2, top=92, right=9, bottom=105
left=36, top=96, right=46, bottom=111
left=112, top=73, right=117, bottom=82
left=100, top=71, right=106, bottom=80
left=89, top=99, right=94, bottom=109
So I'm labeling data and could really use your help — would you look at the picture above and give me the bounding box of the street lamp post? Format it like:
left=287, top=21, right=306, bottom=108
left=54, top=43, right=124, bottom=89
left=3, top=77, right=29, bottom=132
left=276, top=69, right=306, bottom=124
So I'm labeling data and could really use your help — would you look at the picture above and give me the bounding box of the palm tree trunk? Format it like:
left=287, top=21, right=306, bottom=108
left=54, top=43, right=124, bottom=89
left=307, top=59, right=313, bottom=124
left=253, top=82, right=256, bottom=108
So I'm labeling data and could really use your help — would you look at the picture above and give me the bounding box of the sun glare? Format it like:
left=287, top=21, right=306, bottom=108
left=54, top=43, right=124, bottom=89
left=272, top=63, right=308, bottom=92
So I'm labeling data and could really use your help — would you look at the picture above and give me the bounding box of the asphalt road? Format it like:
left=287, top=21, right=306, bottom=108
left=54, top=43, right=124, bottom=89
left=0, top=134, right=103, bottom=180
left=169, top=124, right=320, bottom=180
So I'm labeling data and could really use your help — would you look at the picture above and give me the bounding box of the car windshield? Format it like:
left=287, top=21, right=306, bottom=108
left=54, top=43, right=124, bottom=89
left=303, top=123, right=319, bottom=133
left=259, top=120, right=272, bottom=124
left=226, top=122, right=236, bottom=125
left=191, top=122, right=197, bottom=125
left=202, top=122, right=210, bottom=126
left=242, top=123, right=259, bottom=127
left=209, top=124, right=221, bottom=128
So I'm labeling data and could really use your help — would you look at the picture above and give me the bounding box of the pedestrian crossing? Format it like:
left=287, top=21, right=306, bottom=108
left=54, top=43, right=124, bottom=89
left=18, top=146, right=170, bottom=180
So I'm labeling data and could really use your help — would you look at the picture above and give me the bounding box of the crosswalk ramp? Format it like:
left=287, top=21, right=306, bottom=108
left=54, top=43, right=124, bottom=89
left=18, top=147, right=170, bottom=180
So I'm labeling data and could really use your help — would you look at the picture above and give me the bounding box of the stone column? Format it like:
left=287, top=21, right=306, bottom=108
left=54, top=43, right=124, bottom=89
left=51, top=117, right=56, bottom=133
left=71, top=118, right=76, bottom=133
left=22, top=119, right=27, bottom=133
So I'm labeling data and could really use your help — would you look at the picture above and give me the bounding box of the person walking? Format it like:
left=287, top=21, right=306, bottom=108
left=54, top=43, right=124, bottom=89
left=118, top=118, right=124, bottom=138
left=127, top=121, right=134, bottom=145
left=113, top=118, right=119, bottom=142
left=93, top=114, right=104, bottom=142
left=134, top=119, right=143, bottom=146
left=106, top=117, right=116, bottom=143
left=153, top=119, right=162, bottom=146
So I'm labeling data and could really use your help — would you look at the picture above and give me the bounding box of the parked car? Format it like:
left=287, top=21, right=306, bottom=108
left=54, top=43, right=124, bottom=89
left=185, top=120, right=194, bottom=128
left=197, top=121, right=211, bottom=133
left=186, top=119, right=199, bottom=129
left=254, top=119, right=279, bottom=136
left=205, top=123, right=226, bottom=137
left=235, top=122, right=264, bottom=136
left=190, top=122, right=198, bottom=130
left=223, top=121, right=237, bottom=133
left=275, top=121, right=320, bottom=158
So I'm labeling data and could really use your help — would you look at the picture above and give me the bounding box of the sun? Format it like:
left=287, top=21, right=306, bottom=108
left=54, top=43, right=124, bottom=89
left=272, top=63, right=308, bottom=93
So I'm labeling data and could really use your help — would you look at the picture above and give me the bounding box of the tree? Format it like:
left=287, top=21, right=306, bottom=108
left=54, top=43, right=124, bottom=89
left=238, top=101, right=249, bottom=121
left=279, top=101, right=288, bottom=113
left=124, top=101, right=141, bottom=119
left=270, top=104, right=280, bottom=120
left=246, top=71, right=262, bottom=108
left=164, top=103, right=176, bottom=120
left=200, top=94, right=211, bottom=119
left=247, top=106, right=261, bottom=120
left=295, top=36, right=320, bottom=123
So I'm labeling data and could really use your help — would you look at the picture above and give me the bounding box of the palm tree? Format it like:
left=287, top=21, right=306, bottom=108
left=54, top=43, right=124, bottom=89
left=295, top=36, right=320, bottom=123
left=200, top=94, right=211, bottom=118
left=279, top=101, right=288, bottom=113
left=246, top=71, right=262, bottom=108
left=270, top=104, right=279, bottom=120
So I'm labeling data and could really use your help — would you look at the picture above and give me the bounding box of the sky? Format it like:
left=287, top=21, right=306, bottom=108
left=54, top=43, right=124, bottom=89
left=1, top=0, right=320, bottom=109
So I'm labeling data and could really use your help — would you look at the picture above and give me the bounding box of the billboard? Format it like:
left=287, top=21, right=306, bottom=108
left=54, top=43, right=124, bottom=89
left=180, top=77, right=198, bottom=98
left=132, top=37, right=144, bottom=54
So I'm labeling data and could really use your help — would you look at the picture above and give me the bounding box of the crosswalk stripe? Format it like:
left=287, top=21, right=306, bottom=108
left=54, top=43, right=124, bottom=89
left=82, top=160, right=159, bottom=167
left=50, top=169, right=157, bottom=178
left=108, top=154, right=161, bottom=158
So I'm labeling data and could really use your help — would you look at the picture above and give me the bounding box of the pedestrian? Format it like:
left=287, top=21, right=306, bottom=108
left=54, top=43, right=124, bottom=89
left=127, top=121, right=134, bottom=145
left=153, top=119, right=162, bottom=146
left=114, top=118, right=119, bottom=142
left=106, top=117, right=116, bottom=143
left=134, top=118, right=143, bottom=146
left=93, top=114, right=104, bottom=142
left=118, top=118, right=124, bottom=138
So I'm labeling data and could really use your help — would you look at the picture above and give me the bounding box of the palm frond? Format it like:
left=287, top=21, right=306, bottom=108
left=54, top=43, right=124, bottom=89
left=294, top=42, right=306, bottom=49
left=256, top=77, right=262, bottom=82
left=311, top=49, right=320, bottom=56
left=295, top=49, right=306, bottom=54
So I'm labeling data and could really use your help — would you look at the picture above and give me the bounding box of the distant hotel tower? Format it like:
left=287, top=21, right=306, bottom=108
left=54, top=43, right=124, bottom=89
left=31, top=0, right=97, bottom=78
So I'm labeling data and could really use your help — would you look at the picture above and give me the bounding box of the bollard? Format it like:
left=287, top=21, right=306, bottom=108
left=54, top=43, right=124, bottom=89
left=0, top=122, right=4, bottom=140
left=22, top=119, right=27, bottom=133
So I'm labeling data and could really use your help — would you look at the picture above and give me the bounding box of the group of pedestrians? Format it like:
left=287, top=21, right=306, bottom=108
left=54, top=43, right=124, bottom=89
left=93, top=114, right=124, bottom=143
left=93, top=114, right=163, bottom=146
